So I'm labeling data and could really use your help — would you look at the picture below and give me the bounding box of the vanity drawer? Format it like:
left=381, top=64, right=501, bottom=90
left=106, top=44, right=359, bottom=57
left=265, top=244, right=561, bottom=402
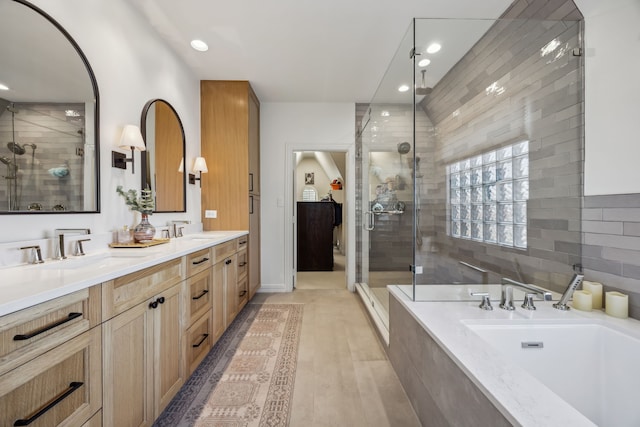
left=186, top=268, right=213, bottom=325
left=0, top=286, right=100, bottom=376
left=237, top=235, right=248, bottom=252
left=237, top=249, right=248, bottom=279
left=185, top=311, right=212, bottom=375
left=102, top=257, right=184, bottom=320
left=0, top=327, right=102, bottom=427
left=237, top=276, right=249, bottom=311
left=186, top=248, right=212, bottom=278
left=213, top=239, right=237, bottom=263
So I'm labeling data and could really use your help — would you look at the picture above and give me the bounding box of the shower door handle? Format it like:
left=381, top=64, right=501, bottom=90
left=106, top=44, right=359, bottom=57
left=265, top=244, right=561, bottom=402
left=365, top=211, right=375, bottom=231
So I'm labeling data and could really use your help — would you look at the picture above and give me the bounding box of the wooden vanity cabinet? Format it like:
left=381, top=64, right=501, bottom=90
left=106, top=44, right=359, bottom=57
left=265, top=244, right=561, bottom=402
left=102, top=259, right=185, bottom=427
left=0, top=327, right=101, bottom=427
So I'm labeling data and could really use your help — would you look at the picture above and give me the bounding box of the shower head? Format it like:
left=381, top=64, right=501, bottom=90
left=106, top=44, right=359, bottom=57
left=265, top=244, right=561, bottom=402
left=7, top=142, right=25, bottom=155
left=0, top=155, right=15, bottom=166
left=415, top=69, right=433, bottom=95
left=397, top=142, right=411, bottom=154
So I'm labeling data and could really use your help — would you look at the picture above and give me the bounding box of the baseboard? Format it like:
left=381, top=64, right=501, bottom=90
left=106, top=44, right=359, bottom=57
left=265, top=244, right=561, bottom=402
left=257, top=283, right=289, bottom=293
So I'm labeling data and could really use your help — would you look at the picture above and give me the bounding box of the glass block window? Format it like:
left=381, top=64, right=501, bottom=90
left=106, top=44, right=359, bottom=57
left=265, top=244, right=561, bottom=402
left=447, top=140, right=528, bottom=249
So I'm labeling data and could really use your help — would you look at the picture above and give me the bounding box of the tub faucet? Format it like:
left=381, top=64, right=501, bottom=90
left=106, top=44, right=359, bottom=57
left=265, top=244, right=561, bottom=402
left=54, top=228, right=91, bottom=259
left=500, top=278, right=553, bottom=311
left=553, top=273, right=585, bottom=311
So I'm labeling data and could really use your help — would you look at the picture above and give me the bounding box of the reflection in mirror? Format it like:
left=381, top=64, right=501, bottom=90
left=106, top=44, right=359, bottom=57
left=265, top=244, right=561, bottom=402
left=141, top=99, right=186, bottom=212
left=0, top=0, right=99, bottom=213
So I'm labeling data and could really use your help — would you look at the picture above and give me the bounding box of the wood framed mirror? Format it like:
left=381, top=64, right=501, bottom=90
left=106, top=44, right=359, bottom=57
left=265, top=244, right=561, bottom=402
left=140, top=99, right=186, bottom=213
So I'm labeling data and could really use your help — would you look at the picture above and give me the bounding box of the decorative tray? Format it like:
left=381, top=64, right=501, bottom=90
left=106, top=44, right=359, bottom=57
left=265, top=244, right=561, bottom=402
left=109, top=238, right=170, bottom=248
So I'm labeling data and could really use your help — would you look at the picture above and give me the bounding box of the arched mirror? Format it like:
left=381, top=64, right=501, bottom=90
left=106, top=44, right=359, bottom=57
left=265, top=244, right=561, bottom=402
left=0, top=0, right=99, bottom=213
left=140, top=99, right=186, bottom=212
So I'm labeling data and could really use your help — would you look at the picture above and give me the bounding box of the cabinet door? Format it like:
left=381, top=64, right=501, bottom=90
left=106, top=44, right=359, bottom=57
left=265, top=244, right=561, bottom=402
left=248, top=87, right=260, bottom=195
left=0, top=328, right=101, bottom=427
left=224, top=254, right=238, bottom=328
left=249, top=196, right=261, bottom=298
left=212, top=262, right=225, bottom=341
left=103, top=300, right=154, bottom=427
left=153, top=283, right=184, bottom=416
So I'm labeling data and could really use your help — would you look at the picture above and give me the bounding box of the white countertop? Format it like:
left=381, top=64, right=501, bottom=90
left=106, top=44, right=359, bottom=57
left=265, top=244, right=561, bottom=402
left=389, top=285, right=640, bottom=427
left=0, top=231, right=247, bottom=317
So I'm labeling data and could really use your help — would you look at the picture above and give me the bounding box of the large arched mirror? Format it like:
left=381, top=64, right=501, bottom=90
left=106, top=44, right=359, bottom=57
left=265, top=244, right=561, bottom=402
left=0, top=0, right=99, bottom=214
left=140, top=99, right=186, bottom=212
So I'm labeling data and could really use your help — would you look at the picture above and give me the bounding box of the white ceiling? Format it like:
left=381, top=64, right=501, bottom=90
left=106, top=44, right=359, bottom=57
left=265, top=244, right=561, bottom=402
left=131, top=0, right=514, bottom=103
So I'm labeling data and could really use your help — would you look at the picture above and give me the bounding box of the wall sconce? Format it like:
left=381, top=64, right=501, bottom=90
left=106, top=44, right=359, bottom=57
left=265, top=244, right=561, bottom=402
left=112, top=125, right=146, bottom=174
left=178, top=157, right=184, bottom=173
left=189, top=157, right=208, bottom=186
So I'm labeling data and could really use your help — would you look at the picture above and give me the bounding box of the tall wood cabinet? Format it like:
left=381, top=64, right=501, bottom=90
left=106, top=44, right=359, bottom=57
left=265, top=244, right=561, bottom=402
left=201, top=80, right=261, bottom=298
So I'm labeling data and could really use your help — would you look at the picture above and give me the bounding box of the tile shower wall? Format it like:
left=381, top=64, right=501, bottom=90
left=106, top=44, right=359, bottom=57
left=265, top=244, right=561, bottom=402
left=583, top=195, right=640, bottom=319
left=0, top=103, right=85, bottom=211
left=356, top=104, right=432, bottom=272
left=417, top=0, right=584, bottom=292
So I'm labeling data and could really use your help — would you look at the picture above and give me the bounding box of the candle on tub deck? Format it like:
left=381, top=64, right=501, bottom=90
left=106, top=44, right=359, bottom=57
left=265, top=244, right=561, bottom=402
left=605, top=291, right=629, bottom=318
left=582, top=281, right=603, bottom=309
left=572, top=290, right=592, bottom=311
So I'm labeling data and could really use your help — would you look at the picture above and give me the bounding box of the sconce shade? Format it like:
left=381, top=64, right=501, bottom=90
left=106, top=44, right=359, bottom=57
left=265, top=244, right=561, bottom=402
left=178, top=157, right=184, bottom=173
left=193, top=157, right=208, bottom=173
left=118, top=125, right=146, bottom=151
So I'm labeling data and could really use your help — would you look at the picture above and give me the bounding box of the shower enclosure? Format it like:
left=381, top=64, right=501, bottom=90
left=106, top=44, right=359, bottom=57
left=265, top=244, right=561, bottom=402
left=357, top=12, right=584, bottom=340
left=0, top=101, right=86, bottom=211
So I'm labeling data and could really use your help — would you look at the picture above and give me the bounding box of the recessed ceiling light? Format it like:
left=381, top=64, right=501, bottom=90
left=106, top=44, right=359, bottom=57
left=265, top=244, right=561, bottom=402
left=418, top=58, right=431, bottom=67
left=426, top=43, right=441, bottom=54
left=0, top=83, right=9, bottom=91
left=398, top=84, right=410, bottom=93
left=190, top=39, right=209, bottom=52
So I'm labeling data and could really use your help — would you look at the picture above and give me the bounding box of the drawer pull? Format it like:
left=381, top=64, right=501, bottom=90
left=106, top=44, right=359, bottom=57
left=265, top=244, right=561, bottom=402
left=239, top=262, right=247, bottom=267
left=225, top=259, right=232, bottom=265
left=192, top=257, right=210, bottom=265
left=192, top=333, right=209, bottom=348
left=239, top=240, right=247, bottom=245
left=239, top=290, right=247, bottom=297
left=192, top=289, right=209, bottom=300
left=13, top=312, right=82, bottom=341
left=149, top=297, right=165, bottom=309
left=14, top=381, right=83, bottom=426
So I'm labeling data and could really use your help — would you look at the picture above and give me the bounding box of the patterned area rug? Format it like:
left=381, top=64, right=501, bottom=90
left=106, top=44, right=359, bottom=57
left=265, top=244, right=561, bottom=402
left=154, top=303, right=303, bottom=427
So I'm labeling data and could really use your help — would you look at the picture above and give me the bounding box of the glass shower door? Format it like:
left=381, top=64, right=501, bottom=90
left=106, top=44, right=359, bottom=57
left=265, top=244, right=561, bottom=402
left=356, top=22, right=415, bottom=334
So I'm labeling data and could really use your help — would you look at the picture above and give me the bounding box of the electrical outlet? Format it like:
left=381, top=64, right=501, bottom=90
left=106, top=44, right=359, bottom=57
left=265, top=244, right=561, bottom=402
left=205, top=210, right=217, bottom=218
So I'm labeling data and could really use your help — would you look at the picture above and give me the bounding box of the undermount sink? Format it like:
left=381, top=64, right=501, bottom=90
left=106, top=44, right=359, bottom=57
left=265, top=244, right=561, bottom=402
left=184, top=233, right=228, bottom=240
left=35, top=252, right=158, bottom=270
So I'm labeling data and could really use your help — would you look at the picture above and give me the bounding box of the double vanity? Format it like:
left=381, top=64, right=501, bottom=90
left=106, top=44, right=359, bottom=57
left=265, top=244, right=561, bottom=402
left=0, top=231, right=253, bottom=427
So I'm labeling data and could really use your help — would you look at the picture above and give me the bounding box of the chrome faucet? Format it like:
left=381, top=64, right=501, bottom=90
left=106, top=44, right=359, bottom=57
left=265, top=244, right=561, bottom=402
left=20, top=245, right=44, bottom=264
left=553, top=273, right=584, bottom=311
left=500, top=278, right=553, bottom=311
left=170, top=220, right=190, bottom=237
left=54, top=228, right=91, bottom=259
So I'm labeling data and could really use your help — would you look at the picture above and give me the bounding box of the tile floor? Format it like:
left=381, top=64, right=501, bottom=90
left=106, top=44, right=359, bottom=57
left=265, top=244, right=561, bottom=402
left=254, top=258, right=421, bottom=427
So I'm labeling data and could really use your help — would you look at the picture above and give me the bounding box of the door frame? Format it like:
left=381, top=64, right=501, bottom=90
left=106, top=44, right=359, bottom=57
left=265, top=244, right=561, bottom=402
left=284, top=143, right=356, bottom=292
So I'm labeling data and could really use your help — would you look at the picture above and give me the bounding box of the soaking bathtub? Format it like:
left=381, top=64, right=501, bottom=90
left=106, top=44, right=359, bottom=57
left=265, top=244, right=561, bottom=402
left=388, top=285, right=640, bottom=427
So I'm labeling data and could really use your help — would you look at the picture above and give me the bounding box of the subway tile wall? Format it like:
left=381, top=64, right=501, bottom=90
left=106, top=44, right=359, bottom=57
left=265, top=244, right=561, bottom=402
left=417, top=0, right=584, bottom=292
left=583, top=194, right=640, bottom=318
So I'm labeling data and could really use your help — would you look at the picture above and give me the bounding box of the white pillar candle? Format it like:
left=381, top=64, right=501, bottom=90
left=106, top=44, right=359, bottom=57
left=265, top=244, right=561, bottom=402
left=572, top=290, right=592, bottom=311
left=582, top=281, right=603, bottom=310
left=605, top=291, right=629, bottom=318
